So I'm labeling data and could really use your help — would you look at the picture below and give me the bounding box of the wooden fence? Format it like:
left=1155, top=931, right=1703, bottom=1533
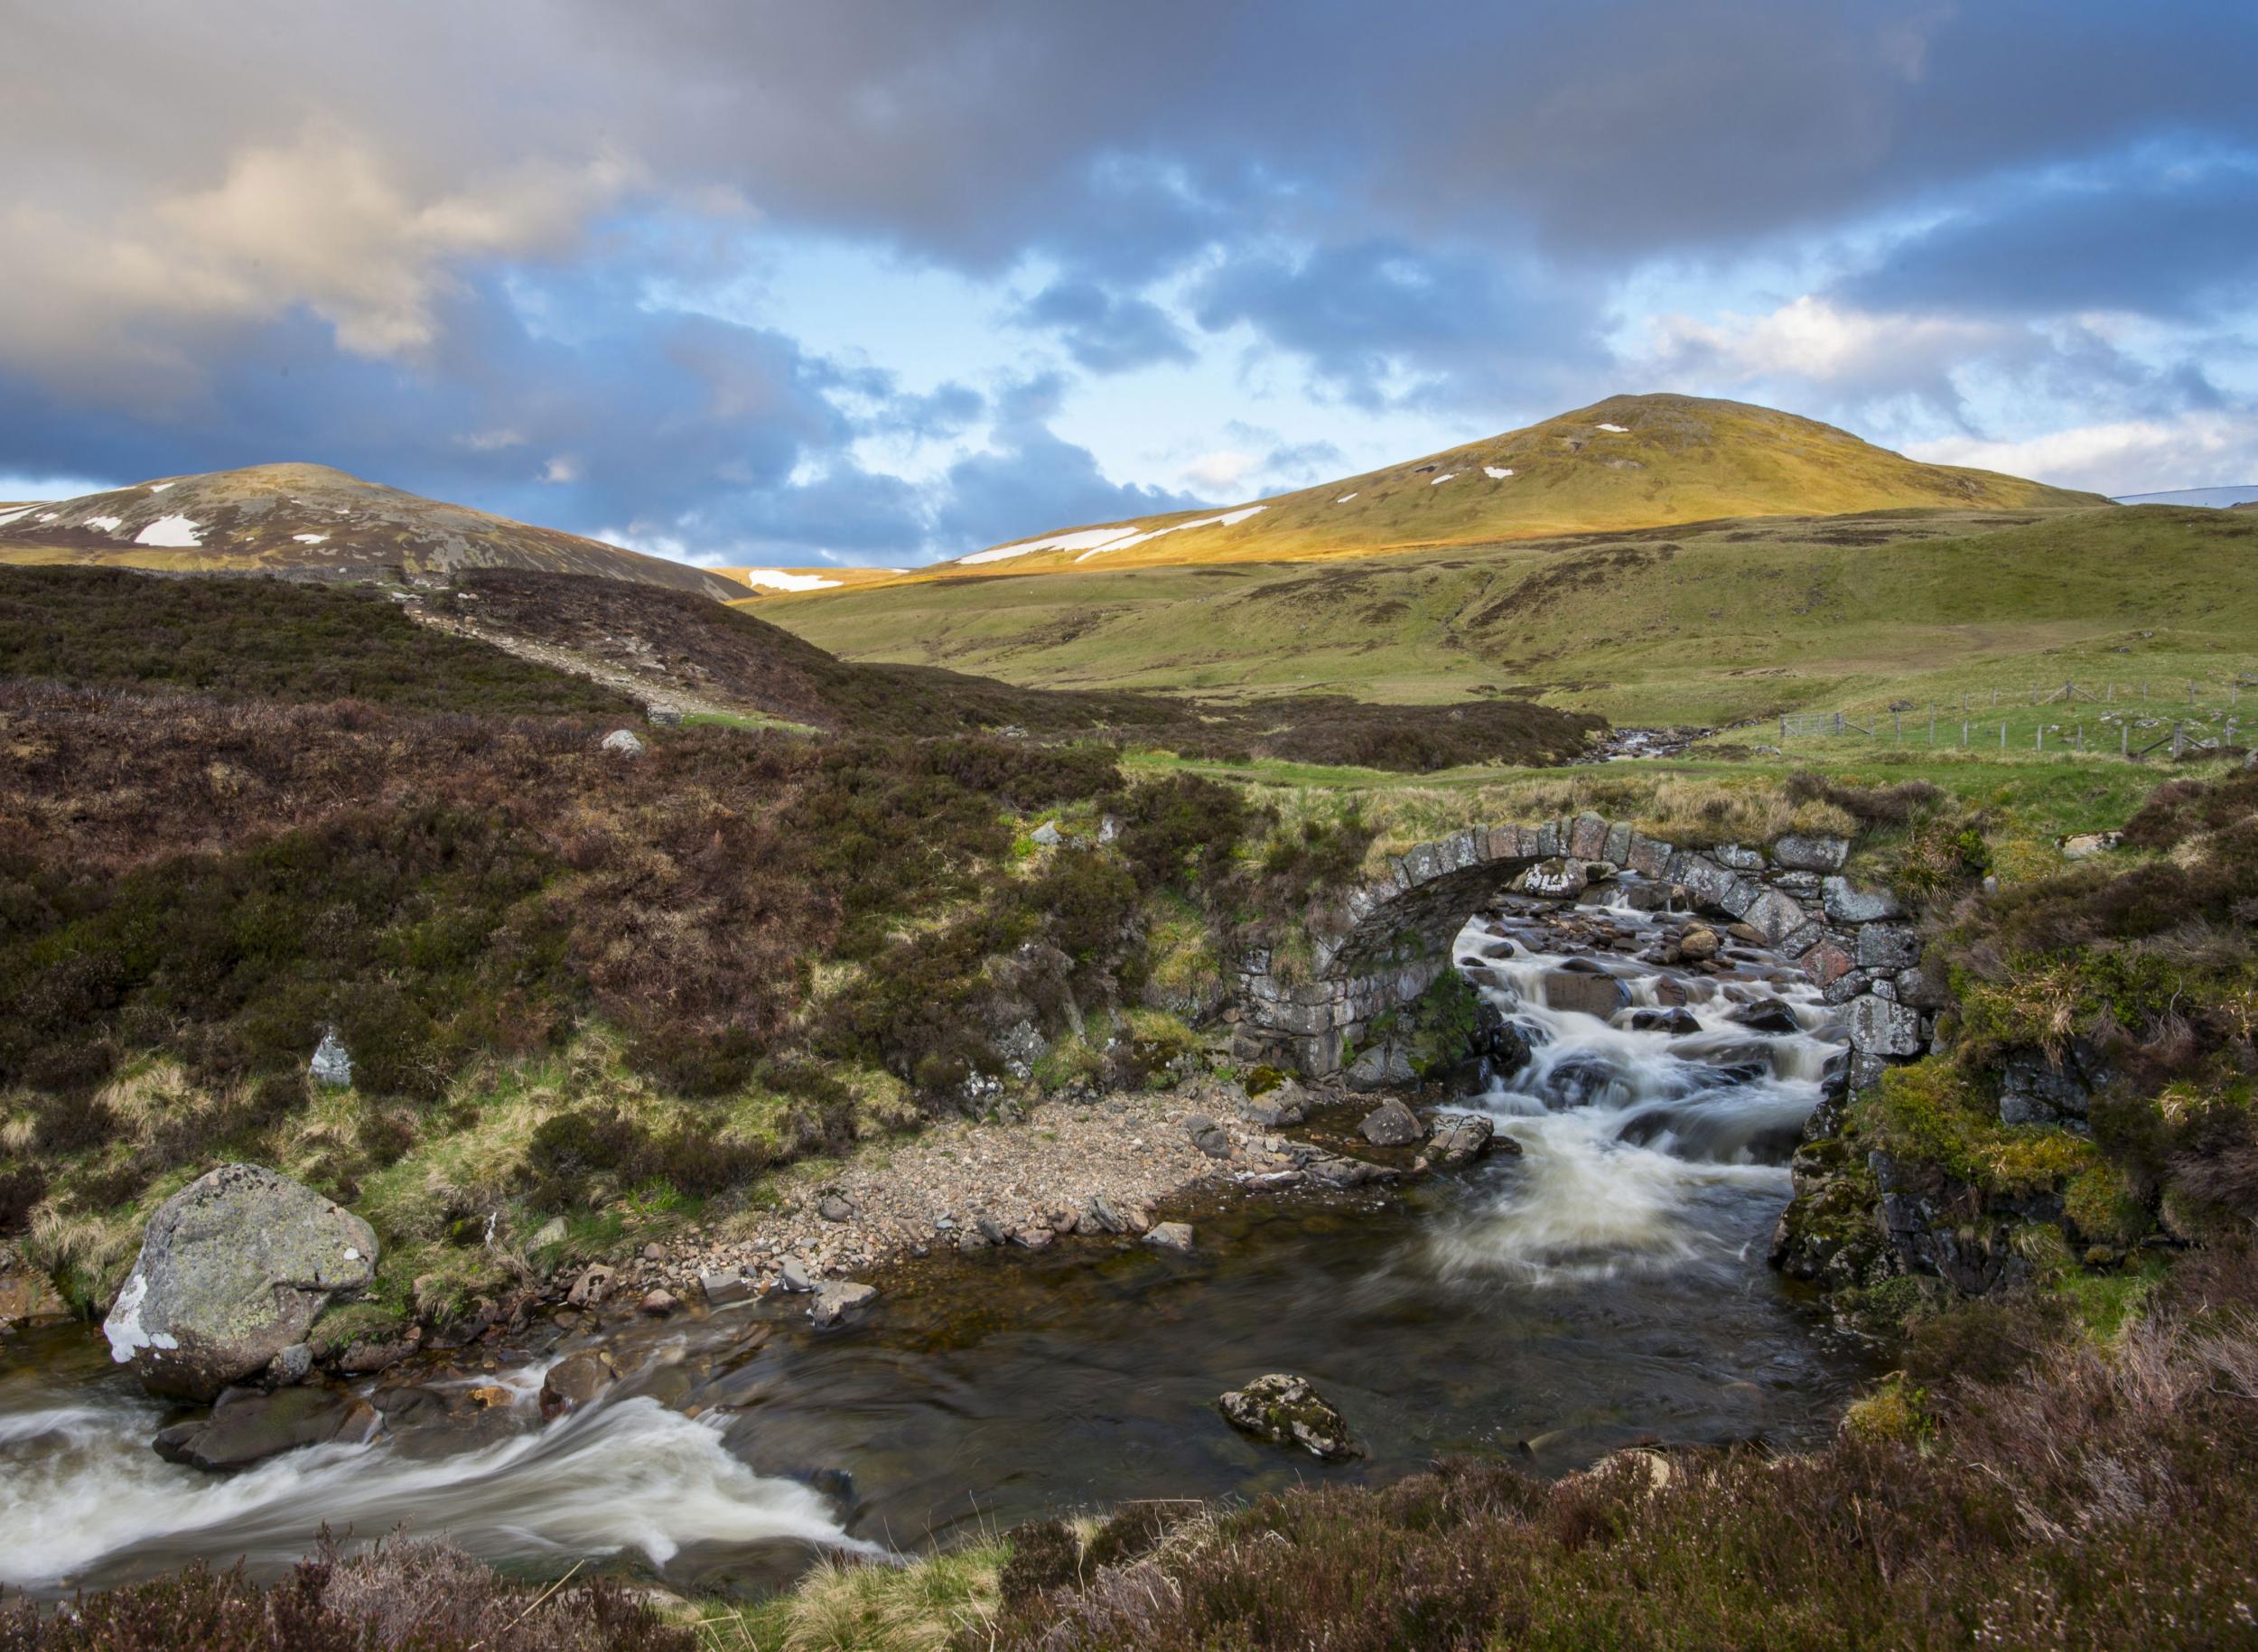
left=1777, top=679, right=2252, bottom=759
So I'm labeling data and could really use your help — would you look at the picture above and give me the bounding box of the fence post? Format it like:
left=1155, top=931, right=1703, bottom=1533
left=2106, top=683, right=2113, bottom=703
left=2121, top=723, right=2129, bottom=757
left=2000, top=722, right=2007, bottom=748
left=2076, top=723, right=2084, bottom=751
left=1779, top=715, right=1788, bottom=743
left=1962, top=720, right=1970, bottom=746
left=1893, top=712, right=1901, bottom=742
left=2035, top=724, right=2042, bottom=750
left=1928, top=711, right=1936, bottom=743
left=1833, top=713, right=1844, bottom=735
left=2142, top=680, right=2149, bottom=702
left=2172, top=722, right=2185, bottom=759
left=1992, top=689, right=2000, bottom=708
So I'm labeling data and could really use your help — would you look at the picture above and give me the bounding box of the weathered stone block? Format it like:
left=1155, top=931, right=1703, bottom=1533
left=1714, top=843, right=1766, bottom=872
left=1742, top=889, right=1808, bottom=945
left=1848, top=994, right=1923, bottom=1057
left=1855, top=924, right=1921, bottom=971
left=1603, top=821, right=1634, bottom=864
left=1569, top=813, right=1611, bottom=860
left=1625, top=834, right=1672, bottom=879
left=1823, top=877, right=1904, bottom=924
left=1772, top=833, right=1851, bottom=873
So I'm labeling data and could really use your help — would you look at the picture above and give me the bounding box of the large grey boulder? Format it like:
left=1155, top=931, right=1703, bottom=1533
left=103, top=1164, right=377, bottom=1401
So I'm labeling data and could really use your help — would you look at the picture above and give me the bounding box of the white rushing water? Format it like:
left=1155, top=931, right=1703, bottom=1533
left=0, top=1357, right=865, bottom=1591
left=1433, top=900, right=1843, bottom=1286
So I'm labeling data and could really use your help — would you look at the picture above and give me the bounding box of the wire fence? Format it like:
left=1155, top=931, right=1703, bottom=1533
left=1777, top=678, right=2254, bottom=758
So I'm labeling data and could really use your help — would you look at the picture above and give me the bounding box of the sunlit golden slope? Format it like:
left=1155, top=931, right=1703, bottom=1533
left=917, top=393, right=2107, bottom=577
left=0, top=463, right=743, bottom=599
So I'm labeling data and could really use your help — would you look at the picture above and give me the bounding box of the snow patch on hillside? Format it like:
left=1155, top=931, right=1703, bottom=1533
left=83, top=516, right=124, bottom=534
left=0, top=506, right=36, bottom=527
left=736, top=569, right=841, bottom=592
left=294, top=533, right=329, bottom=545
left=1430, top=473, right=1457, bottom=485
left=147, top=481, right=174, bottom=493
left=135, top=514, right=203, bottom=547
left=1484, top=467, right=1513, bottom=480
left=1072, top=506, right=1265, bottom=562
left=1595, top=423, right=1628, bottom=433
left=1335, top=493, right=1358, bottom=504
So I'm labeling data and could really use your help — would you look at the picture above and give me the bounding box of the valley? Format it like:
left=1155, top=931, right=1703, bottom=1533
left=4, top=413, right=2256, bottom=1651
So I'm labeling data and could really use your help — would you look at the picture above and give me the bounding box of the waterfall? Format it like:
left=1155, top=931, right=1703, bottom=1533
left=1434, top=901, right=1845, bottom=1287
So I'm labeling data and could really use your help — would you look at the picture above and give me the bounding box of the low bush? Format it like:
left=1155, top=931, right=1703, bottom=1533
left=0, top=1533, right=689, bottom=1651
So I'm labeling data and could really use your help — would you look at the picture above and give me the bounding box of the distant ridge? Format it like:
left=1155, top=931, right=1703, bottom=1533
left=2113, top=485, right=2258, bottom=509
left=0, top=462, right=743, bottom=600
left=909, top=393, right=2110, bottom=579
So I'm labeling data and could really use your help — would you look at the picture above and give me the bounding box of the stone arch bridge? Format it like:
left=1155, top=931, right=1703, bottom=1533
left=1229, top=810, right=1939, bottom=1084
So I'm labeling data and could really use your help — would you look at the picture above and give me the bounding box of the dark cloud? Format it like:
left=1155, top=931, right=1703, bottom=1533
left=1191, top=239, right=1600, bottom=410
left=1842, top=159, right=2258, bottom=321
left=1012, top=278, right=1196, bottom=373
left=2, top=2, right=2254, bottom=554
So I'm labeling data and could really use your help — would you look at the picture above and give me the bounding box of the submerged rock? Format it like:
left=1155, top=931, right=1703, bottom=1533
left=1217, top=1373, right=1361, bottom=1461
left=154, top=1385, right=381, bottom=1471
left=103, top=1164, right=377, bottom=1402
left=540, top=1351, right=613, bottom=1418
left=809, top=1280, right=877, bottom=1328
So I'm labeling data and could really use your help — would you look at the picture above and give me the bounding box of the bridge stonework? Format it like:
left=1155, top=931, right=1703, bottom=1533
left=1228, top=810, right=1941, bottom=1086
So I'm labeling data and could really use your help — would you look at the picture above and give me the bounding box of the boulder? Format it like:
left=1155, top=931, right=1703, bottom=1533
left=1144, top=1222, right=1197, bottom=1253
left=1217, top=1373, right=1361, bottom=1461
left=307, top=1030, right=353, bottom=1088
left=817, top=1195, right=855, bottom=1223
left=1304, top=1154, right=1394, bottom=1190
left=2061, top=832, right=2120, bottom=861
left=1629, top=1007, right=1701, bottom=1035
left=639, top=1288, right=679, bottom=1316
left=1847, top=995, right=1923, bottom=1059
left=778, top=1256, right=817, bottom=1293
left=565, top=1264, right=616, bottom=1307
left=102, top=1164, right=377, bottom=1402
left=809, top=1281, right=877, bottom=1329
left=600, top=728, right=646, bottom=758
left=1185, top=1115, right=1236, bottom=1159
left=699, top=1266, right=753, bottom=1307
left=1676, top=928, right=1721, bottom=962
left=1240, top=1078, right=1311, bottom=1127
left=539, top=1350, right=613, bottom=1418
left=1543, top=968, right=1630, bottom=1018
left=1425, top=1112, right=1497, bottom=1168
left=1030, top=820, right=1064, bottom=846
left=1728, top=998, right=1800, bottom=1034
left=153, top=1385, right=381, bottom=1471
left=1358, top=1097, right=1423, bottom=1147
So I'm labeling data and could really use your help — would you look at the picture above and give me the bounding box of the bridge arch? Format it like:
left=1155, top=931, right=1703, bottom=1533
left=1230, top=811, right=1934, bottom=1083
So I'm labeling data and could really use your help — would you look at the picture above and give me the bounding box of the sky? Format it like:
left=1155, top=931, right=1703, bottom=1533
left=3, top=1, right=2254, bottom=567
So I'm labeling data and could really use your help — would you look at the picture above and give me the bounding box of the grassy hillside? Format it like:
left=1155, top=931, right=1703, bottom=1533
left=438, top=569, right=1599, bottom=765
left=0, top=462, right=743, bottom=599
left=909, top=393, right=2105, bottom=579
left=764, top=504, right=2258, bottom=726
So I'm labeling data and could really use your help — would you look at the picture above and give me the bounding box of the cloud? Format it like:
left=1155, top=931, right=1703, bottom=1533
left=1904, top=407, right=2258, bottom=496
left=1843, top=153, right=2258, bottom=322
left=1192, top=238, right=1600, bottom=410
left=1180, top=448, right=1259, bottom=493
left=1012, top=278, right=1196, bottom=373
left=1638, top=295, right=2018, bottom=404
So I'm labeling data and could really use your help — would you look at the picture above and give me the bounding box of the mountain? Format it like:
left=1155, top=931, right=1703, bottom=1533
left=919, top=394, right=2109, bottom=577
left=0, top=462, right=742, bottom=600
left=2113, top=485, right=2258, bottom=509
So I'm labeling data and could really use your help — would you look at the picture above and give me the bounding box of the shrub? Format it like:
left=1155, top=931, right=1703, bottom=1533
left=998, top=1519, right=1082, bottom=1606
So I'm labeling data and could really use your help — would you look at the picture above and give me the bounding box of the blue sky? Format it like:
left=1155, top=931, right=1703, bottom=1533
left=2, top=1, right=2254, bottom=566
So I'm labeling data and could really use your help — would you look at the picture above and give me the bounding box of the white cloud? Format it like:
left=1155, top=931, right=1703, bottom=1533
left=1180, top=448, right=1259, bottom=494
left=1638, top=294, right=2010, bottom=391
left=1905, top=409, right=2258, bottom=496
left=542, top=454, right=583, bottom=484
left=0, top=127, right=633, bottom=393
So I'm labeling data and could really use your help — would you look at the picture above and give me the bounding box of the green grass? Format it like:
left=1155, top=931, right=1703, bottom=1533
left=767, top=504, right=2258, bottom=728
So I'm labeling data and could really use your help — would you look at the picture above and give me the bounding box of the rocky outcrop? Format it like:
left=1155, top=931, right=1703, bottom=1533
left=1217, top=1372, right=1361, bottom=1460
left=1424, top=1112, right=1498, bottom=1168
left=103, top=1164, right=378, bottom=1401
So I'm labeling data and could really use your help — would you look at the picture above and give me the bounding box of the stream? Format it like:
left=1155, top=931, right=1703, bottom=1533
left=2, top=893, right=1876, bottom=1598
